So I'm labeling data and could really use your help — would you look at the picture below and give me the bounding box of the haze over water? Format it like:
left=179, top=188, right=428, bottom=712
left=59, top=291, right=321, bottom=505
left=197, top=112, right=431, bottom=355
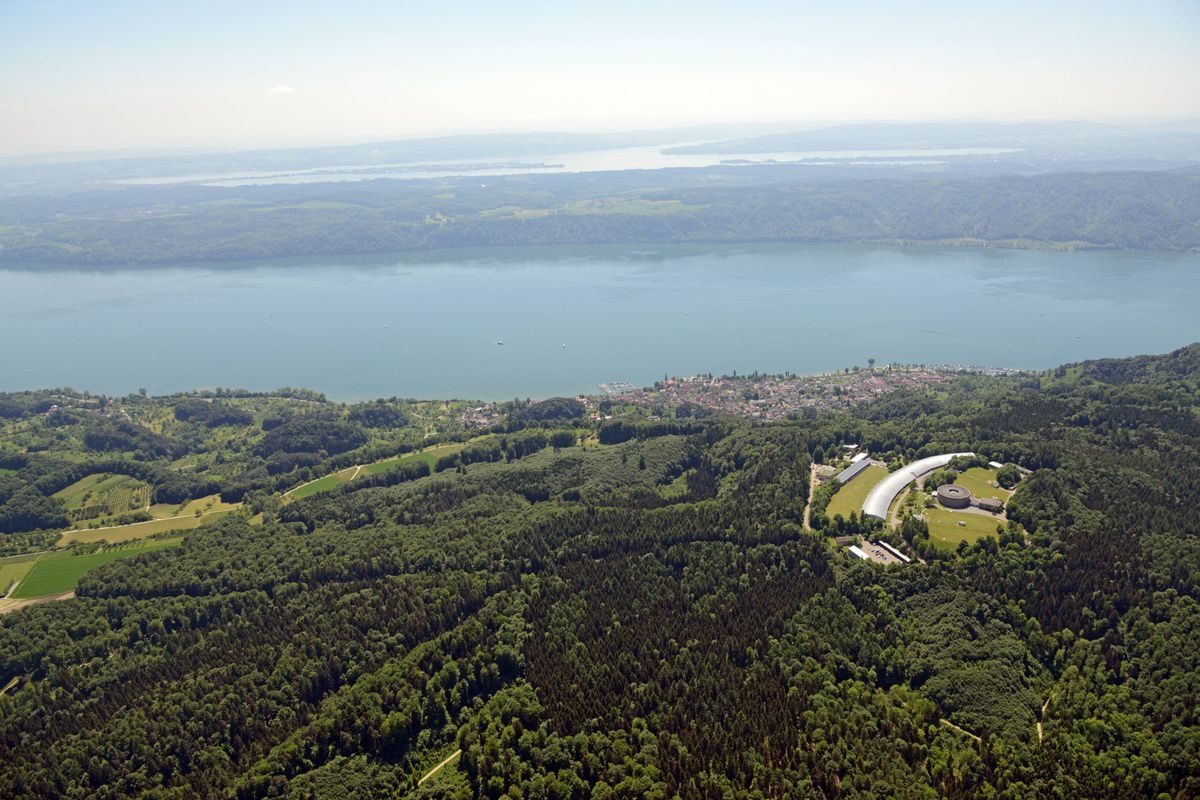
left=2, top=243, right=1197, bottom=400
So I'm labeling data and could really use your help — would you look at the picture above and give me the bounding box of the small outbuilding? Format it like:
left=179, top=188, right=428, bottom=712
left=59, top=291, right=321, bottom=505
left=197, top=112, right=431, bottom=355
left=974, top=497, right=1004, bottom=513
left=936, top=484, right=971, bottom=509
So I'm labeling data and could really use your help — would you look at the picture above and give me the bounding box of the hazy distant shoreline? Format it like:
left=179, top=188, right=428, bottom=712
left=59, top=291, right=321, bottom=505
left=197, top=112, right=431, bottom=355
left=2, top=167, right=1197, bottom=267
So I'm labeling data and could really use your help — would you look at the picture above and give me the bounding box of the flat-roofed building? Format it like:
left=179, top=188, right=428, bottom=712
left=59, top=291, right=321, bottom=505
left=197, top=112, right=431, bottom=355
left=974, top=497, right=1004, bottom=513
left=876, top=540, right=912, bottom=564
left=835, top=459, right=872, bottom=485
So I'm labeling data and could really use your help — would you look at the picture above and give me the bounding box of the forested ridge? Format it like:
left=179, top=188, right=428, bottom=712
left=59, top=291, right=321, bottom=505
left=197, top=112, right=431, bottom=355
left=1, top=345, right=1199, bottom=797
left=1, top=167, right=1198, bottom=265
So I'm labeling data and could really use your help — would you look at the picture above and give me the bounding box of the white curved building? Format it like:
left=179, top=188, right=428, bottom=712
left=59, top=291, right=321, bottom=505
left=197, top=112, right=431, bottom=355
left=861, top=452, right=974, bottom=520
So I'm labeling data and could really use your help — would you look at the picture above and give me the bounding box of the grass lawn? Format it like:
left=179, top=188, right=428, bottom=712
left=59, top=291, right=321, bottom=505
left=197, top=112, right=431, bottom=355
left=286, top=442, right=483, bottom=501
left=923, top=507, right=1006, bottom=550
left=288, top=469, right=355, bottom=500
left=826, top=465, right=888, bottom=521
left=12, top=539, right=181, bottom=598
left=0, top=553, right=43, bottom=595
left=954, top=467, right=1012, bottom=504
left=362, top=443, right=464, bottom=476
left=58, top=508, right=237, bottom=547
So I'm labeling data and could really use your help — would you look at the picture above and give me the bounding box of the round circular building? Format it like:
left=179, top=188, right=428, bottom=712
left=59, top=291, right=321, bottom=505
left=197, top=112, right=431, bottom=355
left=936, top=484, right=971, bottom=509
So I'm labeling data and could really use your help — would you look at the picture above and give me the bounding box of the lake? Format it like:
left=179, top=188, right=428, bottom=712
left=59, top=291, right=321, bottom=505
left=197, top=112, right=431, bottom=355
left=1, top=244, right=1197, bottom=400
left=115, top=145, right=1018, bottom=187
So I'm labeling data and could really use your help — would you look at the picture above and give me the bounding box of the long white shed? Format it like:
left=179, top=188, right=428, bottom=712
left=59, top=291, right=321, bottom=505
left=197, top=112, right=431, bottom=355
left=861, top=452, right=974, bottom=520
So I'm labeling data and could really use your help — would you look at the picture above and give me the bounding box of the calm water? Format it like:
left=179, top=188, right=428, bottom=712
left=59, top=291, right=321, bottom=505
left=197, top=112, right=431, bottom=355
left=116, top=145, right=1018, bottom=187
left=1, top=244, right=1197, bottom=400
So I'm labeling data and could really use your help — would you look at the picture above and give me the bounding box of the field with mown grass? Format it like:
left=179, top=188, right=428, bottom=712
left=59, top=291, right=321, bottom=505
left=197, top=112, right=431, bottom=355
left=12, top=539, right=181, bottom=598
left=825, top=464, right=888, bottom=521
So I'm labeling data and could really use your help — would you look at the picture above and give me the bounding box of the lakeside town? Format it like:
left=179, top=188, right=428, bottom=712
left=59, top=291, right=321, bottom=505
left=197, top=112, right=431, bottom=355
left=460, top=364, right=1027, bottom=427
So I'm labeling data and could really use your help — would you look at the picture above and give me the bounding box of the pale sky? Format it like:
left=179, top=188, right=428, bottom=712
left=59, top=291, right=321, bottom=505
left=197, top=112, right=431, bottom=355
left=2, top=0, right=1198, bottom=156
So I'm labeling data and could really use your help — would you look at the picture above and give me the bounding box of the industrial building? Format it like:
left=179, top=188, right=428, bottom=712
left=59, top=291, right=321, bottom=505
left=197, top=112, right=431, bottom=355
left=835, top=459, right=872, bottom=485
left=848, top=539, right=909, bottom=565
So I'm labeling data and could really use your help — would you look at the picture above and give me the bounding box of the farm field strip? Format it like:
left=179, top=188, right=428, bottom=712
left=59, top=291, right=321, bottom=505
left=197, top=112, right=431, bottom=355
left=288, top=443, right=467, bottom=499
left=58, top=507, right=239, bottom=547
left=12, top=539, right=182, bottom=599
left=0, top=553, right=43, bottom=596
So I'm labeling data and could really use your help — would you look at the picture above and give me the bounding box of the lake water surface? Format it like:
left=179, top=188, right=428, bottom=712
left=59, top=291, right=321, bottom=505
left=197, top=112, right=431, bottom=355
left=116, top=145, right=1018, bottom=187
left=2, top=244, right=1197, bottom=400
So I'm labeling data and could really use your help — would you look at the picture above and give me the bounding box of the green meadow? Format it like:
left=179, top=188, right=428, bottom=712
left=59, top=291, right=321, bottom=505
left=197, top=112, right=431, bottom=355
left=0, top=553, right=42, bottom=596
left=953, top=467, right=1012, bottom=504
left=826, top=464, right=888, bottom=520
left=12, top=539, right=181, bottom=598
left=362, top=444, right=464, bottom=476
left=923, top=507, right=1005, bottom=550
left=287, top=444, right=466, bottom=501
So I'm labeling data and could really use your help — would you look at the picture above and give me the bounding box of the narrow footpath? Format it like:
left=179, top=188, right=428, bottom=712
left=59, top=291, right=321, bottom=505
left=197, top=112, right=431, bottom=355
left=418, top=749, right=462, bottom=786
left=1037, top=692, right=1053, bottom=743
left=940, top=718, right=982, bottom=743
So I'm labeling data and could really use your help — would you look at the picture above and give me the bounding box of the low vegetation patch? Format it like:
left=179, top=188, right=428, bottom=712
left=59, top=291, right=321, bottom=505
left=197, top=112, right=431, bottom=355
left=12, top=539, right=181, bottom=598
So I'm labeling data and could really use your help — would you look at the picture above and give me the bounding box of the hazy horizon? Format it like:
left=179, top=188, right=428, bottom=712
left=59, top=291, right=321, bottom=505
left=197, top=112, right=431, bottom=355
left=3, top=0, right=1199, bottom=158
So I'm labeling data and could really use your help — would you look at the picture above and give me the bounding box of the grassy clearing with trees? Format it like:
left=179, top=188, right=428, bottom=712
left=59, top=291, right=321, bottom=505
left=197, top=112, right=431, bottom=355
left=954, top=466, right=1012, bottom=503
left=923, top=506, right=1005, bottom=549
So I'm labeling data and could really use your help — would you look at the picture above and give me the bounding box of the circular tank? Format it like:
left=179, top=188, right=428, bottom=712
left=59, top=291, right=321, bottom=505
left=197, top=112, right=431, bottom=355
left=936, top=484, right=971, bottom=509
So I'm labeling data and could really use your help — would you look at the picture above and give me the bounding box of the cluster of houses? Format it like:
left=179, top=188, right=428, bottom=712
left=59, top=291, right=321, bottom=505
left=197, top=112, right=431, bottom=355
left=588, top=367, right=954, bottom=421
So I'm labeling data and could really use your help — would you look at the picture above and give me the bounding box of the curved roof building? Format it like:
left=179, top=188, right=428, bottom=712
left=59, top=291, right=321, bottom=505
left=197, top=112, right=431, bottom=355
left=861, top=452, right=974, bottom=520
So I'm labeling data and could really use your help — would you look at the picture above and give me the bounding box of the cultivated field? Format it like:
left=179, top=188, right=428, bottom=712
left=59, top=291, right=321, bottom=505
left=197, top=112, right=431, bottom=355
left=58, top=508, right=238, bottom=547
left=826, top=465, right=888, bottom=520
left=0, top=553, right=42, bottom=596
left=53, top=472, right=151, bottom=521
left=12, top=539, right=181, bottom=598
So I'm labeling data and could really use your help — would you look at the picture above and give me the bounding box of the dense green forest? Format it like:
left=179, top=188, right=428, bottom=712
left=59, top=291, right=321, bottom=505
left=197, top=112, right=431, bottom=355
left=1, top=345, right=1199, bottom=797
left=1, top=166, right=1198, bottom=265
